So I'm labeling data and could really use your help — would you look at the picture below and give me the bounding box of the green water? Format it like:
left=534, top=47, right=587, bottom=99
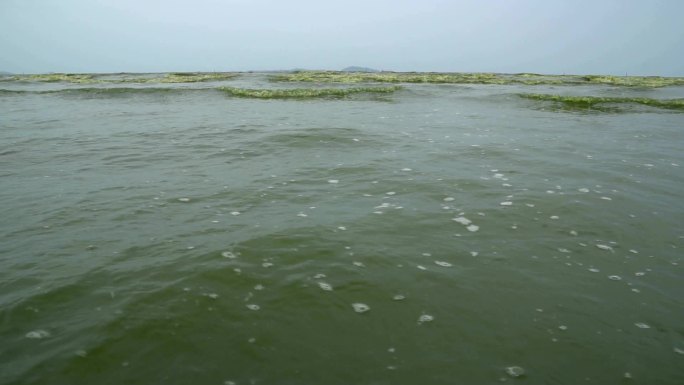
left=1, top=73, right=683, bottom=385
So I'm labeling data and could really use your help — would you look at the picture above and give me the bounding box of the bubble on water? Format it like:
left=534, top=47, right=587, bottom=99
left=177, top=198, right=191, bottom=202
left=388, top=347, right=396, bottom=353
left=262, top=262, right=273, bottom=268
left=393, top=294, right=405, bottom=301
left=550, top=215, right=559, bottom=220
left=546, top=190, right=555, bottom=194
left=207, top=293, right=219, bottom=299
left=609, top=275, right=622, bottom=281
left=443, top=197, right=455, bottom=202
left=635, top=272, right=645, bottom=276
left=401, top=168, right=412, bottom=171
left=570, top=230, right=578, bottom=236
left=470, top=251, right=479, bottom=257
left=352, top=303, right=370, bottom=313
left=624, top=372, right=632, bottom=379
left=674, top=347, right=684, bottom=355
left=558, top=325, right=568, bottom=330
left=505, top=366, right=525, bottom=378
left=222, top=251, right=236, bottom=259
left=254, top=284, right=264, bottom=290
left=313, top=273, right=326, bottom=279
left=434, top=261, right=452, bottom=267
left=246, top=304, right=260, bottom=311
left=588, top=268, right=600, bottom=273
left=452, top=216, right=472, bottom=225
left=233, top=268, right=242, bottom=274
left=525, top=203, right=535, bottom=207
left=600, top=196, right=612, bottom=201
left=318, top=282, right=333, bottom=291
left=579, top=188, right=590, bottom=193
left=500, top=201, right=513, bottom=206
left=417, top=265, right=427, bottom=270
left=297, top=212, right=308, bottom=217
left=558, top=248, right=570, bottom=253
left=75, top=350, right=87, bottom=358
left=353, top=261, right=365, bottom=267
left=466, top=225, right=479, bottom=232
left=418, top=314, right=434, bottom=323
left=635, top=322, right=650, bottom=329
left=596, top=244, right=614, bottom=252
left=230, top=211, right=240, bottom=216
left=493, top=173, right=504, bottom=179
left=629, top=249, right=638, bottom=254
left=422, top=252, right=432, bottom=257
left=25, top=330, right=50, bottom=339
left=631, top=288, right=641, bottom=293
left=386, top=192, right=396, bottom=196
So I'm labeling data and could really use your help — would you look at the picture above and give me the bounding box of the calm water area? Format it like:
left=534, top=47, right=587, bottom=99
left=1, top=73, right=683, bottom=384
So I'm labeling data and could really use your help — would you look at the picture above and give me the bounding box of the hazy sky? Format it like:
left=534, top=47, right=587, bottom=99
left=1, top=0, right=683, bottom=75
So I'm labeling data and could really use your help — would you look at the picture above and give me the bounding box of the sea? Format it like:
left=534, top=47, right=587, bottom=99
left=1, top=73, right=683, bottom=384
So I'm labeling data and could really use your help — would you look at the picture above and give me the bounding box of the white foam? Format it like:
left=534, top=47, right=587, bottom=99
left=452, top=217, right=471, bottom=225
left=230, top=211, right=241, bottom=216
left=434, top=261, right=452, bottom=267
left=418, top=314, right=434, bottom=323
left=500, top=201, right=513, bottom=206
left=352, top=303, right=370, bottom=313
left=635, top=322, right=650, bottom=329
left=178, top=198, right=190, bottom=202
left=221, top=251, right=236, bottom=259
left=417, top=265, right=427, bottom=270
left=505, top=366, right=525, bottom=378
left=328, top=179, right=339, bottom=184
left=596, top=244, right=614, bottom=252
left=466, top=225, right=479, bottom=232
left=246, top=304, right=260, bottom=311
left=393, top=294, right=405, bottom=301
left=25, top=330, right=50, bottom=339
left=318, top=282, right=333, bottom=291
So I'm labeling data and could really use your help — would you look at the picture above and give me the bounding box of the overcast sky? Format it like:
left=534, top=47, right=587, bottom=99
left=1, top=0, right=683, bottom=75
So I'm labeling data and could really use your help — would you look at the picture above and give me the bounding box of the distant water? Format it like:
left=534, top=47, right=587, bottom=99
left=1, top=73, right=684, bottom=385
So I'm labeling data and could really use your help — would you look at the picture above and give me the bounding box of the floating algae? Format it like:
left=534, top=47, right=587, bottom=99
left=217, top=86, right=401, bottom=99
left=519, top=93, right=684, bottom=112
left=3, top=72, right=237, bottom=84
left=271, top=71, right=684, bottom=87
left=270, top=71, right=566, bottom=85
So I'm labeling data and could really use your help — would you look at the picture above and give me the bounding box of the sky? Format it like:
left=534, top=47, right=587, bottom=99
left=1, top=0, right=683, bottom=75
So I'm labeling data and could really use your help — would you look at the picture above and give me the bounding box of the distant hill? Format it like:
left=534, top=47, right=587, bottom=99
left=0, top=71, right=12, bottom=76
left=342, top=66, right=380, bottom=73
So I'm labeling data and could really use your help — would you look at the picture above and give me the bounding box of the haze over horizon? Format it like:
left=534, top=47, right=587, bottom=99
left=1, top=0, right=683, bottom=76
